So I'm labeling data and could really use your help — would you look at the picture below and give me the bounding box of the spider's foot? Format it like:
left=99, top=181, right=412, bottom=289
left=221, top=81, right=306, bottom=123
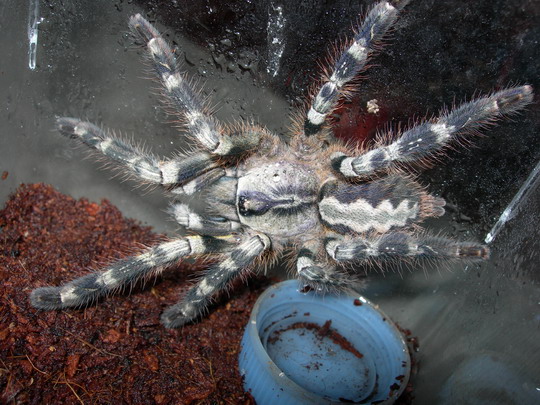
left=495, top=85, right=533, bottom=114
left=160, top=303, right=201, bottom=329
left=30, top=286, right=64, bottom=310
left=456, top=243, right=490, bottom=260
left=56, top=117, right=81, bottom=138
left=298, top=266, right=358, bottom=293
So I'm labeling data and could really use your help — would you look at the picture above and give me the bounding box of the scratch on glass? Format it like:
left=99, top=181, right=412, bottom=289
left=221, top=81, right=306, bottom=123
left=485, top=157, right=540, bottom=244
left=266, top=2, right=286, bottom=77
left=28, top=0, right=41, bottom=70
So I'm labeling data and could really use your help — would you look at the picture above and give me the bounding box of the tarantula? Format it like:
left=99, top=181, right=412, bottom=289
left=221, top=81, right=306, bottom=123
left=30, top=1, right=532, bottom=328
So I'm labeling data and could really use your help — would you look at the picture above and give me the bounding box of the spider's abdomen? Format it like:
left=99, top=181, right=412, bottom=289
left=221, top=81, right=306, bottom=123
left=236, top=162, right=319, bottom=237
left=318, top=175, right=435, bottom=234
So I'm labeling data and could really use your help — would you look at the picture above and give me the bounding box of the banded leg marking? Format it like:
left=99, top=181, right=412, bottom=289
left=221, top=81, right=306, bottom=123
left=332, top=86, right=534, bottom=177
left=160, top=234, right=270, bottom=328
left=58, top=117, right=218, bottom=185
left=129, top=14, right=220, bottom=150
left=158, top=151, right=217, bottom=185
left=57, top=118, right=162, bottom=183
left=305, top=1, right=400, bottom=135
left=30, top=236, right=234, bottom=310
left=129, top=14, right=261, bottom=157
left=326, top=232, right=489, bottom=262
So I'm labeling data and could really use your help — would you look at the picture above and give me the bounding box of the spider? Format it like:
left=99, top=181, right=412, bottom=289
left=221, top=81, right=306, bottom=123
left=30, top=1, right=532, bottom=328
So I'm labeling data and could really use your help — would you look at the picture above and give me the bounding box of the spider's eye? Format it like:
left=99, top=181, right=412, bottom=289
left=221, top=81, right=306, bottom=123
left=238, top=196, right=251, bottom=216
left=237, top=192, right=276, bottom=217
left=238, top=195, right=269, bottom=217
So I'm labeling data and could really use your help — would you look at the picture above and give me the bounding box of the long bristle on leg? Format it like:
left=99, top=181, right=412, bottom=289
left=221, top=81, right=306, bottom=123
left=57, top=118, right=163, bottom=184
left=331, top=85, right=534, bottom=178
left=128, top=14, right=221, bottom=151
left=30, top=236, right=234, bottom=310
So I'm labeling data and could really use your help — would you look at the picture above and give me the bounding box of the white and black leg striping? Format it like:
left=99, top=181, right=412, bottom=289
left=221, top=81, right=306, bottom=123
left=331, top=86, right=534, bottom=177
left=160, top=234, right=270, bottom=328
left=57, top=118, right=163, bottom=184
left=129, top=14, right=262, bottom=158
left=296, top=243, right=353, bottom=291
left=129, top=14, right=222, bottom=152
left=30, top=236, right=234, bottom=310
left=157, top=151, right=218, bottom=185
left=305, top=1, right=399, bottom=135
left=170, top=203, right=241, bottom=235
left=169, top=168, right=225, bottom=196
left=326, top=232, right=489, bottom=262
left=57, top=117, right=218, bottom=186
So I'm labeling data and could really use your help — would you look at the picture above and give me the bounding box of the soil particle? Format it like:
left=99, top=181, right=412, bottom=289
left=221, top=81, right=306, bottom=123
left=0, top=184, right=266, bottom=404
left=269, top=319, right=364, bottom=360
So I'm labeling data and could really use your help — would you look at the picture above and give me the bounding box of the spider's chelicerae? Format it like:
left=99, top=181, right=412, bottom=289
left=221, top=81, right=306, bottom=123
left=31, top=1, right=532, bottom=328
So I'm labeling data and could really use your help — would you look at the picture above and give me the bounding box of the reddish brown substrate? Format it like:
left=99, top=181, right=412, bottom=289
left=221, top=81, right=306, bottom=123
left=0, top=184, right=265, bottom=404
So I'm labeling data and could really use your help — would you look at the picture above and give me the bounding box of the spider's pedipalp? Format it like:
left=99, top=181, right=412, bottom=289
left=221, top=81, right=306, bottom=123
left=30, top=236, right=234, bottom=310
left=305, top=1, right=400, bottom=136
left=332, top=85, right=534, bottom=178
left=160, top=234, right=270, bottom=328
left=170, top=203, right=241, bottom=235
left=326, top=232, right=489, bottom=263
left=296, top=243, right=357, bottom=292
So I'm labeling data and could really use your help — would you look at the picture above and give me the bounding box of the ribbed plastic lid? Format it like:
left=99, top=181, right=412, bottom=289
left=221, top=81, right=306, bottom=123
left=239, top=280, right=410, bottom=404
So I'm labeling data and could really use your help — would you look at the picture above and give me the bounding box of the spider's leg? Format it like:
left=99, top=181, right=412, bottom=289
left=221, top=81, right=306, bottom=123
left=296, top=240, right=359, bottom=292
left=57, top=118, right=217, bottom=186
left=170, top=202, right=241, bottom=235
left=30, top=235, right=234, bottom=310
left=332, top=86, right=534, bottom=178
left=160, top=233, right=270, bottom=328
left=325, top=232, right=489, bottom=263
left=129, top=15, right=262, bottom=157
left=304, top=1, right=401, bottom=136
left=168, top=168, right=225, bottom=196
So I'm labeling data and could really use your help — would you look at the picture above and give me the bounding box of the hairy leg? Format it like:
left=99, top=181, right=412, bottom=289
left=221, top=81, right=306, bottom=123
left=129, top=14, right=262, bottom=157
left=332, top=86, right=533, bottom=178
left=304, top=1, right=402, bottom=136
left=325, top=232, right=489, bottom=263
left=30, top=235, right=234, bottom=310
left=296, top=239, right=359, bottom=292
left=57, top=117, right=218, bottom=185
left=161, top=234, right=270, bottom=328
